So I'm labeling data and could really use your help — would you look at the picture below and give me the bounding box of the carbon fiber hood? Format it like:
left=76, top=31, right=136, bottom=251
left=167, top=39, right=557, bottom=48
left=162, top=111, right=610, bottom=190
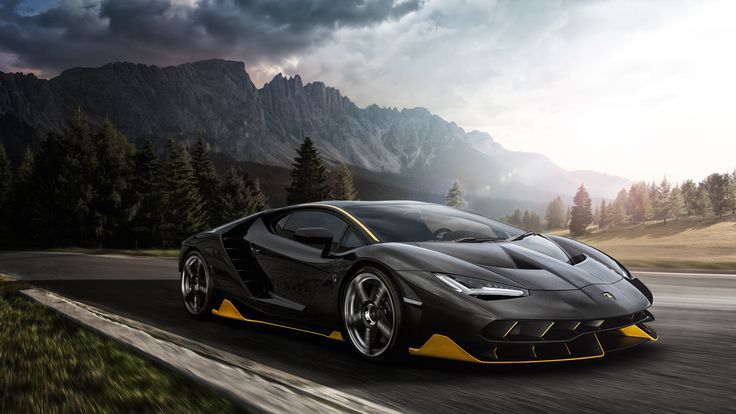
left=414, top=236, right=624, bottom=291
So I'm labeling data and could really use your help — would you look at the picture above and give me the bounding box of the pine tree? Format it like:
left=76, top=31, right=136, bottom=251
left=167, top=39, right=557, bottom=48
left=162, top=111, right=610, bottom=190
left=445, top=181, right=467, bottom=208
left=611, top=201, right=626, bottom=227
left=729, top=170, right=736, bottom=215
left=648, top=181, right=660, bottom=222
left=657, top=177, right=672, bottom=224
left=218, top=167, right=249, bottom=223
left=159, top=140, right=205, bottom=247
left=508, top=209, right=522, bottom=226
left=680, top=179, right=698, bottom=216
left=92, top=120, right=135, bottom=246
left=614, top=188, right=629, bottom=224
left=703, top=173, right=728, bottom=217
left=697, top=185, right=711, bottom=218
left=569, top=184, right=593, bottom=236
left=528, top=212, right=543, bottom=232
left=628, top=182, right=652, bottom=224
left=10, top=148, right=34, bottom=246
left=333, top=162, right=358, bottom=200
left=130, top=139, right=161, bottom=248
left=521, top=210, right=531, bottom=229
left=61, top=110, right=99, bottom=245
left=28, top=133, right=69, bottom=246
left=0, top=144, right=12, bottom=245
left=544, top=196, right=566, bottom=230
left=190, top=133, right=220, bottom=226
left=286, top=137, right=331, bottom=204
left=217, top=167, right=269, bottom=223
left=28, top=112, right=99, bottom=246
left=598, top=200, right=609, bottom=228
left=668, top=187, right=686, bottom=220
left=593, top=205, right=599, bottom=226
left=247, top=178, right=268, bottom=214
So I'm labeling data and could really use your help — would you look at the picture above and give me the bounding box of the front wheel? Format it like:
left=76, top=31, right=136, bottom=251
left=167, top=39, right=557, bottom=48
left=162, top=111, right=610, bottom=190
left=342, top=267, right=406, bottom=360
left=181, top=251, right=214, bottom=318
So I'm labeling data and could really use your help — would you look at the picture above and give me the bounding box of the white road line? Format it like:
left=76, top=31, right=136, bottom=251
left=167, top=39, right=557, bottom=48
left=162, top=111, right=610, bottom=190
left=635, top=271, right=736, bottom=279
left=0, top=251, right=173, bottom=260
left=652, top=295, right=736, bottom=311
left=22, top=288, right=400, bottom=414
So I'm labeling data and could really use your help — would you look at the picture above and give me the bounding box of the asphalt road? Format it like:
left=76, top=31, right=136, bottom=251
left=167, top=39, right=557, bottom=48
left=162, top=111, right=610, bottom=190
left=1, top=251, right=734, bottom=413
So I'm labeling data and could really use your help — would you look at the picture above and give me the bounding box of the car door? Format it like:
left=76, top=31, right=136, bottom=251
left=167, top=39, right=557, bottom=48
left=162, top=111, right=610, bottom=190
left=246, top=208, right=348, bottom=319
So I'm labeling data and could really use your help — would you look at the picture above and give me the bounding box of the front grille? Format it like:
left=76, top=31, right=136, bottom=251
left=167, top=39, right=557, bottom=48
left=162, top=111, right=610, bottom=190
left=481, top=310, right=653, bottom=343
left=489, top=333, right=605, bottom=362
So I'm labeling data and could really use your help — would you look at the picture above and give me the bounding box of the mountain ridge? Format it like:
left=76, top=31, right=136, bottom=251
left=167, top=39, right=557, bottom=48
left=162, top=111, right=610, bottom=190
left=0, top=58, right=630, bottom=200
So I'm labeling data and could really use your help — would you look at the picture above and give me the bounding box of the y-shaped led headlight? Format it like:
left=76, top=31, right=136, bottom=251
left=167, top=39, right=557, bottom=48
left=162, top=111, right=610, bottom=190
left=435, top=273, right=528, bottom=298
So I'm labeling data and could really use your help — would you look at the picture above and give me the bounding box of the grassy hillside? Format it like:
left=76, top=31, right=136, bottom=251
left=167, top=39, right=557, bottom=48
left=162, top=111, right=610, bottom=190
left=556, top=215, right=736, bottom=270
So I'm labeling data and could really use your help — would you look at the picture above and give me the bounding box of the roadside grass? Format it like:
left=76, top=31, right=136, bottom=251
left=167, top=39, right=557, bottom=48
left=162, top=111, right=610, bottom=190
left=0, top=276, right=241, bottom=413
left=46, top=247, right=179, bottom=258
left=551, top=215, right=736, bottom=270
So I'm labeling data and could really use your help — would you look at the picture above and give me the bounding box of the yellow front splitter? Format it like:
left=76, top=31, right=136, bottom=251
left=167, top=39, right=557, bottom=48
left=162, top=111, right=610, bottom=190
left=409, top=322, right=656, bottom=364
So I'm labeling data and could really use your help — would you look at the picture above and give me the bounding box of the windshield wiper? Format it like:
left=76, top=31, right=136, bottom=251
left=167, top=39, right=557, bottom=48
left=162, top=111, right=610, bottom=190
left=510, top=231, right=540, bottom=241
left=452, top=237, right=504, bottom=243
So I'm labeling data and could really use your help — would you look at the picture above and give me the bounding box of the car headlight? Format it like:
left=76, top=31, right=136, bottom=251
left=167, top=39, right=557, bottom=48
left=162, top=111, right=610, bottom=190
left=434, top=273, right=528, bottom=298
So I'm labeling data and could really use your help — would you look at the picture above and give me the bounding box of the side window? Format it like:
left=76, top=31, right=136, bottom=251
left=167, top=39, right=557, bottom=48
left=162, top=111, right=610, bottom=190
left=280, top=210, right=348, bottom=251
left=338, top=227, right=367, bottom=252
left=273, top=214, right=291, bottom=235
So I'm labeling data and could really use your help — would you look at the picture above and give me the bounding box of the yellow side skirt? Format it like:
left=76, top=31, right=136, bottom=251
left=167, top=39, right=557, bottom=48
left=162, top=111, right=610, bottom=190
left=409, top=334, right=607, bottom=364
left=212, top=299, right=344, bottom=341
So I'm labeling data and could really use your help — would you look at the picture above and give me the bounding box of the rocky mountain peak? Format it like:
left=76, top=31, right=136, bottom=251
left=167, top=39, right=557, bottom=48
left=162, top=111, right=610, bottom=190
left=264, top=73, right=304, bottom=97
left=0, top=59, right=631, bottom=200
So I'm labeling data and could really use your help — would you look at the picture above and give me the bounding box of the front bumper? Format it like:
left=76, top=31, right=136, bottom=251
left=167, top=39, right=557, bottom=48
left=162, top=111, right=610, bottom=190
left=409, top=312, right=657, bottom=364
left=397, top=270, right=657, bottom=363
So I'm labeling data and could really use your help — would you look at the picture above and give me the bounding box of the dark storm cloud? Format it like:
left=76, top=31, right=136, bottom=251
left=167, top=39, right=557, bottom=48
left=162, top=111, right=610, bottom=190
left=0, top=0, right=423, bottom=75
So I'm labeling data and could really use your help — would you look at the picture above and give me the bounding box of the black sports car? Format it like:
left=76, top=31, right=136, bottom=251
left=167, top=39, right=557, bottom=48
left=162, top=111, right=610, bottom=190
left=179, top=201, right=656, bottom=363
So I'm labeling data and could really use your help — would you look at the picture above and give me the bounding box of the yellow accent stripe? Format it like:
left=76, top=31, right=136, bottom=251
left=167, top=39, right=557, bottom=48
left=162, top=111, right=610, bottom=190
left=540, top=321, right=555, bottom=337
left=502, top=321, right=518, bottom=338
left=310, top=204, right=380, bottom=242
left=212, top=299, right=344, bottom=341
left=408, top=334, right=606, bottom=364
left=564, top=343, right=572, bottom=356
left=618, top=323, right=658, bottom=342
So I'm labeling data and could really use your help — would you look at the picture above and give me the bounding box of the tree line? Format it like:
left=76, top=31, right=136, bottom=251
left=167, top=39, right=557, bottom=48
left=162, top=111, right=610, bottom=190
left=2, top=111, right=732, bottom=247
left=444, top=172, right=736, bottom=237
left=559, top=173, right=736, bottom=237
left=444, top=180, right=547, bottom=232
left=0, top=113, right=358, bottom=249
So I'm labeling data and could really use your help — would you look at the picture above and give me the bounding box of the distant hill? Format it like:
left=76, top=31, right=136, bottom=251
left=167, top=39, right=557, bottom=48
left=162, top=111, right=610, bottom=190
left=0, top=59, right=630, bottom=201
left=559, top=215, right=736, bottom=270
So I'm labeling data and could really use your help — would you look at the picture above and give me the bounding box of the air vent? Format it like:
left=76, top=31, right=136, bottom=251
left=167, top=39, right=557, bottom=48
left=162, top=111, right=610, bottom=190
left=221, top=221, right=270, bottom=297
left=510, top=255, right=540, bottom=270
left=482, top=311, right=653, bottom=343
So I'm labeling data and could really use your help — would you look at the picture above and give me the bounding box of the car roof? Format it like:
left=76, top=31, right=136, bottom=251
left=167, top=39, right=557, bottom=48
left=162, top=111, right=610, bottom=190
left=307, top=200, right=432, bottom=208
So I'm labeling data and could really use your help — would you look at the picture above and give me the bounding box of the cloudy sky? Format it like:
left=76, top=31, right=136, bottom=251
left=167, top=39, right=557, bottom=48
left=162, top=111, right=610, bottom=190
left=1, top=0, right=734, bottom=182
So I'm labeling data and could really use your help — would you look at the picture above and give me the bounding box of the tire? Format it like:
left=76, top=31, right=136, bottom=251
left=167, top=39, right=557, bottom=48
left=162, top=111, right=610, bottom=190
left=180, top=251, right=214, bottom=318
left=341, top=266, right=407, bottom=361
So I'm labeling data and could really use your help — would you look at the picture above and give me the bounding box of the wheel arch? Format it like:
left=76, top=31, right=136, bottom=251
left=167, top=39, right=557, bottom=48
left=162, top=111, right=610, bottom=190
left=339, top=259, right=405, bottom=305
left=178, top=245, right=201, bottom=273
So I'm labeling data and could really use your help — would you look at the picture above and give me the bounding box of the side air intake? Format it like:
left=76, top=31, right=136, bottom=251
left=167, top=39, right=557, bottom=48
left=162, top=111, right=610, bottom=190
left=221, top=220, right=270, bottom=297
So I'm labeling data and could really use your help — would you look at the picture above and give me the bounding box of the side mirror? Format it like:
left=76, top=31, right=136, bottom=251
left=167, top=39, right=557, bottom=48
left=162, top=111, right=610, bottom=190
left=294, top=227, right=334, bottom=258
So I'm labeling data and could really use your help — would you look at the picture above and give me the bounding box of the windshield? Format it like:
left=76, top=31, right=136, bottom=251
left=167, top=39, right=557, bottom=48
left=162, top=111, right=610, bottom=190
left=345, top=204, right=524, bottom=243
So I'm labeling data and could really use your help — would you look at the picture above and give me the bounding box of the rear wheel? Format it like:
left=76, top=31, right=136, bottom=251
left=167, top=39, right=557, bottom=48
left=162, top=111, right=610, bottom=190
left=181, top=252, right=214, bottom=318
left=342, top=267, right=405, bottom=360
